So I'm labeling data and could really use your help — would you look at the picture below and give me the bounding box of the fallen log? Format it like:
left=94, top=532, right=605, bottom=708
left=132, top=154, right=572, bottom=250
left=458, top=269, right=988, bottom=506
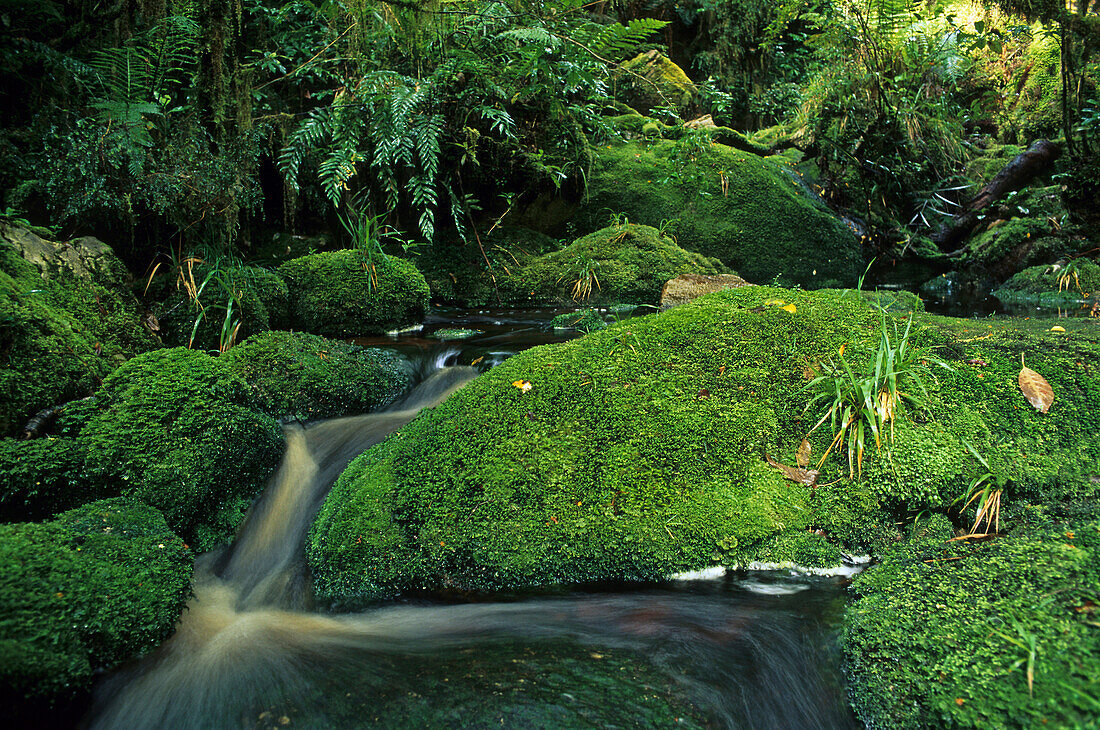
left=933, top=139, right=1061, bottom=252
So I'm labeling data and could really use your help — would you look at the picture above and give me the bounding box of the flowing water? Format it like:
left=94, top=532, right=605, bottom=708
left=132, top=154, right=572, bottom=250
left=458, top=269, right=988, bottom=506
left=84, top=310, right=860, bottom=730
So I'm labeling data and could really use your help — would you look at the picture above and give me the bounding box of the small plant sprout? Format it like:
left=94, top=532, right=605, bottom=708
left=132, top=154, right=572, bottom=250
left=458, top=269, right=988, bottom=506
left=803, top=312, right=952, bottom=478
left=954, top=441, right=1004, bottom=537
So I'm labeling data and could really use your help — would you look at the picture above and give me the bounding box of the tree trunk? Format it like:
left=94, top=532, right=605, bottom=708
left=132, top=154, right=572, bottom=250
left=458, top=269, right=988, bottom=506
left=934, top=139, right=1061, bottom=252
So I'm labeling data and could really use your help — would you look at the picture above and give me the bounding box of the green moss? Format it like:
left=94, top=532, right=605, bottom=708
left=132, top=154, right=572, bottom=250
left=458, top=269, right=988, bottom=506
left=151, top=264, right=289, bottom=351
left=221, top=330, right=412, bottom=421
left=309, top=287, right=889, bottom=608
left=994, top=259, right=1100, bottom=304
left=427, top=328, right=483, bottom=340
left=0, top=437, right=102, bottom=523
left=1000, top=30, right=1063, bottom=143
left=514, top=224, right=722, bottom=305
left=550, top=309, right=608, bottom=333
left=572, top=142, right=863, bottom=287
left=39, top=348, right=286, bottom=549
left=738, top=528, right=846, bottom=570
left=0, top=498, right=191, bottom=704
left=278, top=250, right=430, bottom=336
left=844, top=515, right=1100, bottom=729
left=618, top=51, right=696, bottom=112
left=0, top=235, right=156, bottom=436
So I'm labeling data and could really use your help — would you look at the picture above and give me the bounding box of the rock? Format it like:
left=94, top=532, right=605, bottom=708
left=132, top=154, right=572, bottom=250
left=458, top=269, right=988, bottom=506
left=278, top=250, right=430, bottom=337
left=569, top=142, right=864, bottom=288
left=0, top=499, right=191, bottom=708
left=0, top=225, right=156, bottom=436
left=617, top=50, right=696, bottom=113
left=221, top=330, right=412, bottom=421
left=659, top=273, right=751, bottom=310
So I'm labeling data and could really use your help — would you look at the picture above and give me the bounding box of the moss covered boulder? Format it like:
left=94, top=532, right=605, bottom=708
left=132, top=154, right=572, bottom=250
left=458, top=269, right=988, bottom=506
left=568, top=142, right=863, bottom=287
left=994, top=258, right=1100, bottom=305
left=0, top=348, right=285, bottom=549
left=844, top=514, right=1100, bottom=729
left=0, top=225, right=156, bottom=436
left=511, top=223, right=722, bottom=305
left=308, top=287, right=903, bottom=608
left=616, top=50, right=696, bottom=113
left=278, top=250, right=429, bottom=336
left=0, top=499, right=191, bottom=707
left=221, top=330, right=412, bottom=421
left=150, top=264, right=288, bottom=351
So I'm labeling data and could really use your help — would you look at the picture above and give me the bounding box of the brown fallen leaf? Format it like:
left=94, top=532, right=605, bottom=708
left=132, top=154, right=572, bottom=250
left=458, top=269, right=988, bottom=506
left=1019, top=353, right=1054, bottom=414
left=766, top=454, right=819, bottom=487
left=796, top=439, right=812, bottom=468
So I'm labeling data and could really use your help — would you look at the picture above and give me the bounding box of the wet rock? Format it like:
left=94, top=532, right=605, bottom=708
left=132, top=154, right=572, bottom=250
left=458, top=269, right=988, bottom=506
left=659, top=273, right=751, bottom=310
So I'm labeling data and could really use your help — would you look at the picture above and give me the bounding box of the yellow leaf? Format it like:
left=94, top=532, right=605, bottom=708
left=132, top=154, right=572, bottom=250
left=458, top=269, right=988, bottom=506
left=1018, top=354, right=1053, bottom=414
left=781, top=303, right=797, bottom=313
left=838, top=343, right=846, bottom=357
left=512, top=380, right=533, bottom=393
left=764, top=298, right=786, bottom=306
left=1049, top=325, right=1066, bottom=333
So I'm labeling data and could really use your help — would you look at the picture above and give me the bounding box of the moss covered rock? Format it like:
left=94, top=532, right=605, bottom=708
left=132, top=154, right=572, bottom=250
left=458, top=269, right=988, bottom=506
left=512, top=223, right=722, bottom=305
left=994, top=258, right=1100, bottom=304
left=278, top=250, right=429, bottom=336
left=221, top=330, right=412, bottom=421
left=308, top=287, right=896, bottom=608
left=616, top=50, right=696, bottom=113
left=844, top=514, right=1100, bottom=729
left=150, top=264, right=288, bottom=351
left=0, top=225, right=156, bottom=436
left=570, top=142, right=863, bottom=287
left=0, top=499, right=191, bottom=705
left=14, top=348, right=286, bottom=550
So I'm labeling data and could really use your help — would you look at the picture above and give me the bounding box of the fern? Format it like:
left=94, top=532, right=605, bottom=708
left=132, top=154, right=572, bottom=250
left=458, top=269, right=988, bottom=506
left=573, top=18, right=669, bottom=61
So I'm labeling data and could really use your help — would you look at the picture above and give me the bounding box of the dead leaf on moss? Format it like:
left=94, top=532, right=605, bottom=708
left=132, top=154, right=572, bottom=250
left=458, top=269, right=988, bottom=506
left=766, top=454, right=819, bottom=487
left=796, top=439, right=812, bottom=468
left=1018, top=354, right=1053, bottom=414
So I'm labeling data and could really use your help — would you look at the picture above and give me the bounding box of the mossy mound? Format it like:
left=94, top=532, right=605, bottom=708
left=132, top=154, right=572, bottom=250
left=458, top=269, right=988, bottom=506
left=0, top=499, right=191, bottom=706
left=616, top=50, right=696, bottom=113
left=0, top=226, right=156, bottom=436
left=844, top=514, right=1100, bottom=729
left=150, top=264, right=288, bottom=351
left=278, top=250, right=430, bottom=336
left=15, top=348, right=286, bottom=550
left=994, top=258, right=1100, bottom=304
left=308, top=287, right=898, bottom=608
left=571, top=142, right=863, bottom=287
left=512, top=224, right=722, bottom=305
left=550, top=309, right=608, bottom=333
left=221, top=330, right=412, bottom=421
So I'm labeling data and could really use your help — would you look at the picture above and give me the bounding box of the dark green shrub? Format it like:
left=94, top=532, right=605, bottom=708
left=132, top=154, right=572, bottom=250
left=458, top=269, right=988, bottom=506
left=278, top=250, right=430, bottom=337
left=0, top=499, right=191, bottom=704
left=222, top=330, right=412, bottom=420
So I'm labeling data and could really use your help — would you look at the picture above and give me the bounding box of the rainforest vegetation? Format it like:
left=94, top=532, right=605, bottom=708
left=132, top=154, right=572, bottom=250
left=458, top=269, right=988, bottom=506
left=0, top=0, right=1098, bottom=727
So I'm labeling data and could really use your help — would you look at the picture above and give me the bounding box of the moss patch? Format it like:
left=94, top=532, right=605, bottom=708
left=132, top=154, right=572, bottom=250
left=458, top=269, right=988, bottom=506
left=994, top=258, right=1100, bottom=304
left=278, top=250, right=430, bottom=336
left=0, top=229, right=156, bottom=436
left=221, top=330, right=412, bottom=421
left=513, top=223, right=722, bottom=305
left=10, top=348, right=287, bottom=550
left=0, top=498, right=191, bottom=705
left=844, top=514, right=1100, bottom=729
left=571, top=142, right=863, bottom=287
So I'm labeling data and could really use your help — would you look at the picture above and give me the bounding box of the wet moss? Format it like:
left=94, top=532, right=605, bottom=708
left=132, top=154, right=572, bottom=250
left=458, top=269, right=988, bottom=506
left=844, top=515, right=1100, bottom=729
left=308, top=287, right=887, bottom=608
left=550, top=309, right=608, bottom=333
left=994, top=259, right=1100, bottom=304
left=0, top=235, right=155, bottom=437
left=737, top=529, right=846, bottom=570
left=0, top=499, right=191, bottom=705
left=221, top=330, right=412, bottom=421
left=514, top=224, right=722, bottom=306
left=45, top=348, right=286, bottom=550
left=572, top=142, right=863, bottom=287
left=278, top=250, right=430, bottom=336
left=0, top=437, right=102, bottom=523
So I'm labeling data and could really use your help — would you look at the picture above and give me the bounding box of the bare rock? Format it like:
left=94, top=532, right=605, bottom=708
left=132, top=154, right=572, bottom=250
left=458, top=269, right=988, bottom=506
left=659, top=273, right=752, bottom=310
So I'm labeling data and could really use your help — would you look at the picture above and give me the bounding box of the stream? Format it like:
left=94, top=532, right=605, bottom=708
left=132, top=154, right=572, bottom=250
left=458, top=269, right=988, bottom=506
left=84, top=308, right=861, bottom=730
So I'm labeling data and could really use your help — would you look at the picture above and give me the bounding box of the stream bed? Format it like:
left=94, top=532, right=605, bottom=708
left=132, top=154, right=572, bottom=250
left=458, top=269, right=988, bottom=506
left=85, top=307, right=861, bottom=730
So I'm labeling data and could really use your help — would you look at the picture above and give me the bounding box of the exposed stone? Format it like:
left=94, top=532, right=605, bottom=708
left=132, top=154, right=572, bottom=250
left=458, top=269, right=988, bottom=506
left=659, top=273, right=752, bottom=310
